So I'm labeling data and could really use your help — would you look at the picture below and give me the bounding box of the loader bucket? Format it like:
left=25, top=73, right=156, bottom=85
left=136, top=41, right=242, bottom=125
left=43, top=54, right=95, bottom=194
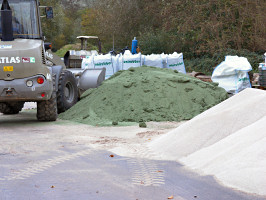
left=67, top=68, right=106, bottom=91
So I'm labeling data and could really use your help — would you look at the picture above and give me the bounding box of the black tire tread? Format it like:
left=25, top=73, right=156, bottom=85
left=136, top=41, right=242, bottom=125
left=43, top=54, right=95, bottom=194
left=0, top=102, right=24, bottom=114
left=37, top=76, right=57, bottom=121
left=57, top=70, right=78, bottom=114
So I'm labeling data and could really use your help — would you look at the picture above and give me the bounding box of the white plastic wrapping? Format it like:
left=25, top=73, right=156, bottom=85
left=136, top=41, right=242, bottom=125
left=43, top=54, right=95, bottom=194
left=143, top=54, right=164, bottom=68
left=212, top=56, right=252, bottom=94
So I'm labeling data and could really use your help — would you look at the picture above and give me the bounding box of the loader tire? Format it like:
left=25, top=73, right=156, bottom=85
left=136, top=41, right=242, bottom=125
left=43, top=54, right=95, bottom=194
left=0, top=102, right=24, bottom=114
left=57, top=70, right=78, bottom=114
left=37, top=78, right=58, bottom=121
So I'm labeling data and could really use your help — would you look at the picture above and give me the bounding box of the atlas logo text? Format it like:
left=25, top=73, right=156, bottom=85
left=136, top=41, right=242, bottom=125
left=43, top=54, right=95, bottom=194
left=0, top=57, right=20, bottom=64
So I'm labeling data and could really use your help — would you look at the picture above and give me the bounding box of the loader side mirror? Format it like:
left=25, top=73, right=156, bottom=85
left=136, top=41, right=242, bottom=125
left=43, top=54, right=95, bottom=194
left=1, top=0, right=14, bottom=41
left=45, top=7, right=53, bottom=19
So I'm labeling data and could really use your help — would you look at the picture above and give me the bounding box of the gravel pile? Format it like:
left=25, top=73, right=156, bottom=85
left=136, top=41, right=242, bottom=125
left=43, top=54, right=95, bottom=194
left=60, top=66, right=228, bottom=126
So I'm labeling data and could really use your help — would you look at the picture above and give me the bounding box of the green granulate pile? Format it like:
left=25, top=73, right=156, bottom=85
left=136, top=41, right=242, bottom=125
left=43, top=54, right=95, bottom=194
left=59, top=66, right=228, bottom=126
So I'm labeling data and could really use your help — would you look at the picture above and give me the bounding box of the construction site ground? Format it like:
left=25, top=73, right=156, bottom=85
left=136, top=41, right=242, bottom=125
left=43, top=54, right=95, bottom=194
left=0, top=104, right=264, bottom=200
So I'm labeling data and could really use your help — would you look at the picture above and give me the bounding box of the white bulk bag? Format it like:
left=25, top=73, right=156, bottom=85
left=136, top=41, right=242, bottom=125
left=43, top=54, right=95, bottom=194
left=166, top=52, right=186, bottom=74
left=212, top=56, right=252, bottom=94
left=161, top=53, right=167, bottom=68
left=81, top=57, right=94, bottom=69
left=115, top=54, right=122, bottom=71
left=143, top=54, right=163, bottom=68
left=259, top=63, right=266, bottom=70
left=93, top=54, right=116, bottom=79
left=119, top=51, right=143, bottom=70
left=82, top=54, right=117, bottom=79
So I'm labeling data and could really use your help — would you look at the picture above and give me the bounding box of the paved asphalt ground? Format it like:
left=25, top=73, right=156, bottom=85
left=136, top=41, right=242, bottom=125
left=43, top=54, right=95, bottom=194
left=0, top=108, right=265, bottom=200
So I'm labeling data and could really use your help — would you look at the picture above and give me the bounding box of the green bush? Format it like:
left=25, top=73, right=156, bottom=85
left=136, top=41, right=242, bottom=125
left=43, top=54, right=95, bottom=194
left=55, top=44, right=78, bottom=58
left=185, top=58, right=217, bottom=75
left=185, top=49, right=264, bottom=75
left=55, top=43, right=99, bottom=57
left=138, top=29, right=263, bottom=75
left=139, top=31, right=174, bottom=55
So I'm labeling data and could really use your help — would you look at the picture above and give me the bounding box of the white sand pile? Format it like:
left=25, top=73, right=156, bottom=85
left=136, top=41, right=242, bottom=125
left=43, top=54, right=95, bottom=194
left=181, top=116, right=266, bottom=196
left=148, top=88, right=266, bottom=196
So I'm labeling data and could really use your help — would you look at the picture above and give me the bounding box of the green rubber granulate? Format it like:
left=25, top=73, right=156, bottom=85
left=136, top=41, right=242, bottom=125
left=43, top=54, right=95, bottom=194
left=59, top=66, right=228, bottom=126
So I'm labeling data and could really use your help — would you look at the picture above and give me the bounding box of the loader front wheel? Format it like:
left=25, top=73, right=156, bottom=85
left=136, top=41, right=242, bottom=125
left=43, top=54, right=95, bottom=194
left=57, top=70, right=78, bottom=114
left=0, top=102, right=24, bottom=114
left=37, top=77, right=58, bottom=121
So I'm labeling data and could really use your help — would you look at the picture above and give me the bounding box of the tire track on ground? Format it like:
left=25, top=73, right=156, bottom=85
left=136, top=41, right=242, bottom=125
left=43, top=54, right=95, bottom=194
left=126, top=145, right=165, bottom=187
left=0, top=149, right=92, bottom=182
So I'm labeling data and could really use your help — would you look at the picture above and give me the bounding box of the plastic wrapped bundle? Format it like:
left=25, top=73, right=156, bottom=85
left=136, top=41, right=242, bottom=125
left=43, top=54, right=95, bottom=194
left=212, top=56, right=252, bottom=94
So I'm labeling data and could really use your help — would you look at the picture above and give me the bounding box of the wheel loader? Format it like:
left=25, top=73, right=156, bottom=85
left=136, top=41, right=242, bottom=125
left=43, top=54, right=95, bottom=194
left=0, top=0, right=106, bottom=121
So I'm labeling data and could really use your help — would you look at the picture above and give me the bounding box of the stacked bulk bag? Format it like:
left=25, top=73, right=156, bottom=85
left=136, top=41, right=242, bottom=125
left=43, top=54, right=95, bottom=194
left=119, top=50, right=143, bottom=70
left=211, top=56, right=252, bottom=94
left=161, top=53, right=168, bottom=68
left=81, top=54, right=117, bottom=79
left=143, top=54, right=164, bottom=68
left=166, top=52, right=186, bottom=74
left=113, top=54, right=121, bottom=72
left=81, top=57, right=92, bottom=70
left=81, top=51, right=187, bottom=78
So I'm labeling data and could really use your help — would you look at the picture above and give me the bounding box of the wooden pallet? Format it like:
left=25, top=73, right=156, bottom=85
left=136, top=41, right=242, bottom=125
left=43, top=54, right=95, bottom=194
left=252, top=85, right=266, bottom=90
left=189, top=71, right=212, bottom=82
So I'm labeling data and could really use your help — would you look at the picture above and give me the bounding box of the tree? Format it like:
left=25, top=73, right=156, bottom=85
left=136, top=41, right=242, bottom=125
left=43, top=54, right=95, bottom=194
left=81, top=9, right=99, bottom=36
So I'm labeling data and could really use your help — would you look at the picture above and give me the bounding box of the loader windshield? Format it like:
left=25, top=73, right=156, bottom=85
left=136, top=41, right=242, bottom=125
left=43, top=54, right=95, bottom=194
left=0, top=0, right=41, bottom=39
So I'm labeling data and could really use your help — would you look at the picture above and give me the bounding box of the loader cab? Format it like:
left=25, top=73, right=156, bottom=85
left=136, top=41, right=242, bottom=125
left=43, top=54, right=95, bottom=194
left=0, top=0, right=42, bottom=40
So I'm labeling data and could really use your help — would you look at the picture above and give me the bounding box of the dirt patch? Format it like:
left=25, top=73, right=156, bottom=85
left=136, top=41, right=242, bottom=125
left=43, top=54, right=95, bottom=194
left=137, top=131, right=164, bottom=138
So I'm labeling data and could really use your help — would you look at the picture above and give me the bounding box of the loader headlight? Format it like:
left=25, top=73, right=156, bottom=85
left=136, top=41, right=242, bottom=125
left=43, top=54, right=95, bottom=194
left=26, top=80, right=33, bottom=87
